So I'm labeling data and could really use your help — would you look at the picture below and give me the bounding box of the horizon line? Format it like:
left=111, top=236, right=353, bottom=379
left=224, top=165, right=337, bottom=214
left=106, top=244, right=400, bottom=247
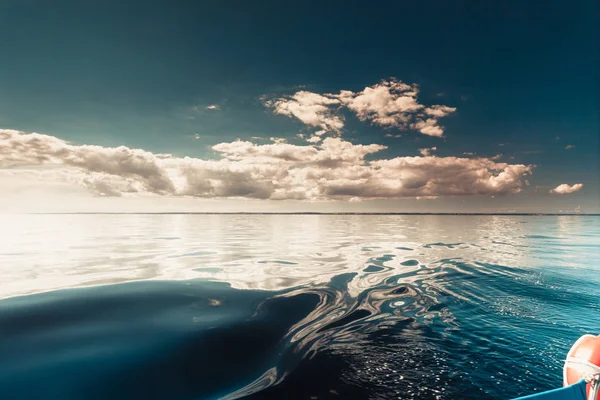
left=17, top=212, right=599, bottom=216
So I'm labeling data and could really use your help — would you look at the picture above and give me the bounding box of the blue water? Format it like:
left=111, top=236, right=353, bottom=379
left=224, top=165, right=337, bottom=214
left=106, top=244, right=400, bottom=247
left=0, top=214, right=599, bottom=399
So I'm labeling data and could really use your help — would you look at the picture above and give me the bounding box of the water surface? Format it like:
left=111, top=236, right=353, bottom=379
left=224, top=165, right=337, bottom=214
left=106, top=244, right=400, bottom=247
left=0, top=214, right=599, bottom=399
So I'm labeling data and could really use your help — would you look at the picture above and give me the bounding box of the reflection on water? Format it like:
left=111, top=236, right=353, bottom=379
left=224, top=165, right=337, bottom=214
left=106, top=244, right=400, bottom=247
left=0, top=215, right=599, bottom=399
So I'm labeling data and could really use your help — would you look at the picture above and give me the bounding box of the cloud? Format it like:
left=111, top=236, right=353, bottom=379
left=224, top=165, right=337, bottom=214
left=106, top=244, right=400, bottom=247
left=419, top=147, right=437, bottom=156
left=206, top=105, right=220, bottom=110
left=409, top=106, right=457, bottom=137
left=1, top=129, right=534, bottom=200
left=424, top=105, right=456, bottom=118
left=565, top=145, right=575, bottom=150
left=264, top=91, right=344, bottom=132
left=337, top=79, right=423, bottom=128
left=549, top=183, right=583, bottom=194
left=212, top=136, right=385, bottom=169
left=306, top=135, right=323, bottom=144
left=411, top=118, right=444, bottom=137
left=264, top=79, right=455, bottom=141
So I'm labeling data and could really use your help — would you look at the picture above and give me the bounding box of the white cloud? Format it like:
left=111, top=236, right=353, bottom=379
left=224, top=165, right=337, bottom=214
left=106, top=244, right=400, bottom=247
left=306, top=135, right=322, bottom=143
left=265, top=79, right=455, bottom=141
left=424, top=105, right=456, bottom=118
left=419, top=147, right=437, bottom=156
left=1, top=129, right=534, bottom=201
left=337, top=79, right=422, bottom=128
left=550, top=183, right=583, bottom=194
left=305, top=129, right=327, bottom=143
left=206, top=105, right=220, bottom=110
left=411, top=118, right=444, bottom=137
left=565, top=145, right=575, bottom=150
left=265, top=91, right=343, bottom=132
left=212, top=137, right=385, bottom=168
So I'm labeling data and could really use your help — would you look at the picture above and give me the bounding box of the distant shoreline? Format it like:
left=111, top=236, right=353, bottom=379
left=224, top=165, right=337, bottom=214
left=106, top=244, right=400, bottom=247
left=21, top=212, right=600, bottom=216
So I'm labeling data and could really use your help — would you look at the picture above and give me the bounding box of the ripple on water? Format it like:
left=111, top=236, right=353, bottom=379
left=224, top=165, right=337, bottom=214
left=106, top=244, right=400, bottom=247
left=0, top=214, right=599, bottom=399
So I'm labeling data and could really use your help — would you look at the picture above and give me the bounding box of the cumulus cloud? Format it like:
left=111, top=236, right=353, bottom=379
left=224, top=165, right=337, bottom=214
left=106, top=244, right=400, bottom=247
left=337, top=79, right=423, bottom=128
left=264, top=79, right=455, bottom=141
left=419, top=147, right=437, bottom=156
left=549, top=183, right=583, bottom=194
left=305, top=135, right=323, bottom=144
left=1, top=129, right=533, bottom=200
left=264, top=91, right=344, bottom=132
left=565, top=145, right=575, bottom=150
left=206, top=105, right=220, bottom=110
left=411, top=118, right=444, bottom=137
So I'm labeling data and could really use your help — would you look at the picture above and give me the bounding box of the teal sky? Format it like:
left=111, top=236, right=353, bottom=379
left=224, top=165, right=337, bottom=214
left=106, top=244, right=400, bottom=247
left=0, top=0, right=598, bottom=212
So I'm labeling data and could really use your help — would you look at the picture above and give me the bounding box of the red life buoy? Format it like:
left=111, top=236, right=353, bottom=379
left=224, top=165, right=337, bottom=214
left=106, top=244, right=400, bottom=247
left=564, top=334, right=600, bottom=400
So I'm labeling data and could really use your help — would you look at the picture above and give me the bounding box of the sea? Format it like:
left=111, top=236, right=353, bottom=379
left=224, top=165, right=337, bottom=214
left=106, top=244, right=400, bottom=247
left=0, top=214, right=599, bottom=399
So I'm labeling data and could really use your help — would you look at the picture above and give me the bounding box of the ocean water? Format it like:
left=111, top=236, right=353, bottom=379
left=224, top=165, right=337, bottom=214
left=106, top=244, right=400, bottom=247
left=0, top=214, right=599, bottom=400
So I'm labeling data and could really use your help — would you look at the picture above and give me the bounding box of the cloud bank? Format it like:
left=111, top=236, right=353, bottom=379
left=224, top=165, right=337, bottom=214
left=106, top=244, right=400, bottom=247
left=1, top=129, right=533, bottom=200
left=550, top=183, right=583, bottom=194
left=265, top=79, right=456, bottom=142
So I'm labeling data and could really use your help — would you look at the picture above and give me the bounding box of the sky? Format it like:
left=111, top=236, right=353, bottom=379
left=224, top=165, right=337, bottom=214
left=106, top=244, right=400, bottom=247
left=0, top=0, right=598, bottom=213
